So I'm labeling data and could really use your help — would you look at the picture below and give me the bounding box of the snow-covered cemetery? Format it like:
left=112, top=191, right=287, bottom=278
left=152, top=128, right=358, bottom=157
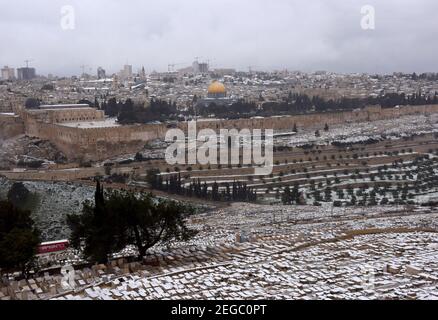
left=1, top=203, right=438, bottom=300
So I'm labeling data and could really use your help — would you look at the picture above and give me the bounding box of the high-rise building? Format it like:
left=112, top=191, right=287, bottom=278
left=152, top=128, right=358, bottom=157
left=198, top=63, right=209, bottom=74
left=1, top=66, right=15, bottom=80
left=192, top=61, right=199, bottom=74
left=123, top=65, right=132, bottom=79
left=17, top=67, right=36, bottom=80
left=97, top=67, right=106, bottom=79
left=118, top=65, right=133, bottom=80
left=192, top=61, right=209, bottom=74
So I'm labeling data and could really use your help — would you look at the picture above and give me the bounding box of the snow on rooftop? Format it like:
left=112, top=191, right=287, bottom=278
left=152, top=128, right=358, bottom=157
left=59, top=118, right=120, bottom=128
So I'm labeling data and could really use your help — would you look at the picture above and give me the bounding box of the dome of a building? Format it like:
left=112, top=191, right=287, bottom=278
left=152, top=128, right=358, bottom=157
left=207, top=81, right=226, bottom=95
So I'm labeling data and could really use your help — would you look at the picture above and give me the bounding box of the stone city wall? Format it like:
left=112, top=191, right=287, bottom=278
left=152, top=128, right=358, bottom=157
left=177, top=104, right=438, bottom=132
left=0, top=114, right=25, bottom=140
left=25, top=121, right=167, bottom=160
left=21, top=104, right=438, bottom=161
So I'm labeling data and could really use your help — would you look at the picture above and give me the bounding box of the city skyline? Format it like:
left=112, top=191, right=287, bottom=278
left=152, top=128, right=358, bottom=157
left=1, top=0, right=438, bottom=76
left=2, top=1, right=438, bottom=303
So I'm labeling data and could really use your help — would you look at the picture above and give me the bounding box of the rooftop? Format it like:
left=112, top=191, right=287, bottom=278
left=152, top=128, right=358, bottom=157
left=38, top=104, right=91, bottom=109
left=59, top=118, right=120, bottom=129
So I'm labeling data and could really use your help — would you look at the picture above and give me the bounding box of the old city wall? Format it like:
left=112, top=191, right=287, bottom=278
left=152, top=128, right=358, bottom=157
left=24, top=121, right=168, bottom=160
left=22, top=104, right=438, bottom=161
left=0, top=114, right=25, bottom=140
left=74, top=124, right=167, bottom=160
left=177, top=104, right=438, bottom=132
left=0, top=167, right=105, bottom=181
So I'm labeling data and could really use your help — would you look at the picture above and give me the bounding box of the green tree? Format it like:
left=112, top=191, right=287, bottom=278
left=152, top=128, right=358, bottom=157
left=146, top=168, right=162, bottom=189
left=24, top=98, right=41, bottom=109
left=0, top=201, right=40, bottom=276
left=7, top=182, right=30, bottom=208
left=67, top=181, right=121, bottom=263
left=67, top=182, right=197, bottom=262
left=104, top=165, right=112, bottom=176
left=281, top=186, right=292, bottom=205
left=134, top=152, right=144, bottom=162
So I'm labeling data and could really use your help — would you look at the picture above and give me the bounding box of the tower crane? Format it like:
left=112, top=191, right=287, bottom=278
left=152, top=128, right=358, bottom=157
left=24, top=59, right=34, bottom=68
left=80, top=65, right=89, bottom=77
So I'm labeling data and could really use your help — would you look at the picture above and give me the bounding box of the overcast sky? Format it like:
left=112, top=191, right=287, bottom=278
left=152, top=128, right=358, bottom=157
left=0, top=0, right=437, bottom=76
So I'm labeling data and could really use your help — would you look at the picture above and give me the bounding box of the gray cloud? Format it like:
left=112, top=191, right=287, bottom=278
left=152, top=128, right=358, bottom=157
left=0, top=0, right=437, bottom=76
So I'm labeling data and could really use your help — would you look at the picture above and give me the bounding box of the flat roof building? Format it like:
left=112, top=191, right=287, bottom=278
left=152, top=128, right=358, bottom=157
left=17, top=67, right=36, bottom=80
left=1, top=66, right=15, bottom=80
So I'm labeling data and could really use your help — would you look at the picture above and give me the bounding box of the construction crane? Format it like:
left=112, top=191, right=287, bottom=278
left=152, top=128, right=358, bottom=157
left=80, top=65, right=89, bottom=77
left=24, top=59, right=34, bottom=68
left=206, top=58, right=215, bottom=69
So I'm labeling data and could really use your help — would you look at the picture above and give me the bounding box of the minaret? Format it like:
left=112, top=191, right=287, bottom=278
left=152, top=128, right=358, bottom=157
left=141, top=66, right=146, bottom=81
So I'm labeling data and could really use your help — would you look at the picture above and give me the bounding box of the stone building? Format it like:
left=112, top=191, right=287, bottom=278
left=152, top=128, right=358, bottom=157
left=1, top=66, right=15, bottom=80
left=18, top=104, right=165, bottom=160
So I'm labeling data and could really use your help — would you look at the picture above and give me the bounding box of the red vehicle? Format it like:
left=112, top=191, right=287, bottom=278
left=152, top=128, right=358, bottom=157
left=37, top=240, right=70, bottom=255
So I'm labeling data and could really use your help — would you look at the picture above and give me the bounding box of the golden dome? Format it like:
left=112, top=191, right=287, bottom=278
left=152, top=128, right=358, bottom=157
left=207, top=81, right=226, bottom=95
